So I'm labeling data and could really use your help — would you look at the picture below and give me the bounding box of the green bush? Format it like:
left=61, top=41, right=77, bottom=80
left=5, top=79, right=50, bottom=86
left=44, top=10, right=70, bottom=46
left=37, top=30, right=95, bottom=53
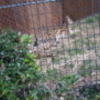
left=0, top=28, right=43, bottom=100
left=1, top=28, right=99, bottom=100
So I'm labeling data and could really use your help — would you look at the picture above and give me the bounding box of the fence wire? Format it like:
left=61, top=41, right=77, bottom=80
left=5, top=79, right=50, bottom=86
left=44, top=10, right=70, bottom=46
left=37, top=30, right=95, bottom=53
left=0, top=0, right=100, bottom=100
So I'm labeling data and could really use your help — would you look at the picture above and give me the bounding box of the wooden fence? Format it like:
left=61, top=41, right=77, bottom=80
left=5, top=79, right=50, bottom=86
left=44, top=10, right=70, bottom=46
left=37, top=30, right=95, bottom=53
left=63, top=0, right=91, bottom=21
left=0, top=0, right=63, bottom=34
left=63, top=0, right=100, bottom=22
left=14, top=1, right=63, bottom=34
left=0, top=1, right=16, bottom=29
left=92, top=0, right=100, bottom=14
left=0, top=0, right=100, bottom=34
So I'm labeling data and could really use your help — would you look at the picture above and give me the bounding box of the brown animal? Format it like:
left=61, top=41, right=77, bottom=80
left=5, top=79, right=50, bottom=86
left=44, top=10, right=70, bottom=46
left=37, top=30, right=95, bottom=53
left=27, top=16, right=75, bottom=59
left=34, top=15, right=74, bottom=44
left=27, top=42, right=55, bottom=59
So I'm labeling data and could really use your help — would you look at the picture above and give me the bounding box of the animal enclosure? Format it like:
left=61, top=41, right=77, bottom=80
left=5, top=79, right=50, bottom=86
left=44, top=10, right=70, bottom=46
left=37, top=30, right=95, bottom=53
left=1, top=0, right=100, bottom=99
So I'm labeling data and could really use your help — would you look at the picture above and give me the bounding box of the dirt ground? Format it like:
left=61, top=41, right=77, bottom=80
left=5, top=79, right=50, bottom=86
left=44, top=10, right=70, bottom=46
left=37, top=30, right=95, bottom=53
left=34, top=14, right=100, bottom=86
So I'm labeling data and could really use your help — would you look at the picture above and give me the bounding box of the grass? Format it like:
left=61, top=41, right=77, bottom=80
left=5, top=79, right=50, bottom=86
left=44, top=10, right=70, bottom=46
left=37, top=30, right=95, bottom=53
left=80, top=26, right=88, bottom=31
left=46, top=68, right=62, bottom=80
left=51, top=15, right=100, bottom=100
left=73, top=39, right=83, bottom=47
left=94, top=15, right=100, bottom=21
left=79, top=60, right=100, bottom=76
left=57, top=49, right=65, bottom=55
left=86, top=18, right=94, bottom=24
left=84, top=38, right=97, bottom=50
left=65, top=64, right=74, bottom=68
left=70, top=33, right=77, bottom=38
left=41, top=57, right=47, bottom=60
left=85, top=15, right=100, bottom=29
left=70, top=32, right=81, bottom=38
left=71, top=23, right=80, bottom=29
left=61, top=57, right=69, bottom=61
left=73, top=37, right=97, bottom=50
left=72, top=15, right=100, bottom=31
left=94, top=23, right=99, bottom=28
left=52, top=57, right=69, bottom=64
left=52, top=58, right=60, bottom=63
left=83, top=60, right=93, bottom=65
left=88, top=34, right=96, bottom=38
left=67, top=48, right=84, bottom=56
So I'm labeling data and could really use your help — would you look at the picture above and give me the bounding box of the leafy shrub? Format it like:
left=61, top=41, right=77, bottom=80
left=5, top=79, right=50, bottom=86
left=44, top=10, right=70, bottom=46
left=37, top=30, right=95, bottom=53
left=0, top=28, right=99, bottom=100
left=78, top=84, right=100, bottom=100
left=0, top=28, right=43, bottom=100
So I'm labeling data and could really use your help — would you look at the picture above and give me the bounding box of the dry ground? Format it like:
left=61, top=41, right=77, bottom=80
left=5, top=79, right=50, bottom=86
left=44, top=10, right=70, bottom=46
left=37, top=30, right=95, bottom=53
left=35, top=14, right=100, bottom=86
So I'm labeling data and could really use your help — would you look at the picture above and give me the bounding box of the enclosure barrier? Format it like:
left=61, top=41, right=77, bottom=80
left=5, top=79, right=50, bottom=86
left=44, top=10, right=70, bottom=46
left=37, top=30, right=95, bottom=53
left=0, top=0, right=100, bottom=34
left=0, top=0, right=100, bottom=100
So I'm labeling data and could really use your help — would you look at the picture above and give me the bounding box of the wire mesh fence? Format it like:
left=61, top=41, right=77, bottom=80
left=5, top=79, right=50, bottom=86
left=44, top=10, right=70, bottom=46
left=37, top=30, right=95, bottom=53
left=0, top=0, right=100, bottom=100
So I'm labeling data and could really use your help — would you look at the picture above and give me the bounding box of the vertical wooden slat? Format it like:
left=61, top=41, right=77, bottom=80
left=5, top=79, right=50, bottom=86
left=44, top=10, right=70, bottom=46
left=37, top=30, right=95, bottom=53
left=92, top=0, right=100, bottom=14
left=0, top=0, right=99, bottom=35
left=0, top=1, right=16, bottom=29
left=1, top=0, right=62, bottom=34
left=63, top=0, right=91, bottom=21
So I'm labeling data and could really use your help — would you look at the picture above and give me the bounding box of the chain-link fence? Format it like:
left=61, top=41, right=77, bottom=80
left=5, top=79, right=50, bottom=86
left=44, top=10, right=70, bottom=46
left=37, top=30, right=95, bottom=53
left=0, top=0, right=100, bottom=100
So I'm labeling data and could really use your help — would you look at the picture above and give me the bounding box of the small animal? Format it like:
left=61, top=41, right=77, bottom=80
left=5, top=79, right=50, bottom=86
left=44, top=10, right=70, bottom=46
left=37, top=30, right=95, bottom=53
left=66, top=15, right=75, bottom=34
left=35, top=15, right=75, bottom=44
left=27, top=16, right=75, bottom=59
left=54, top=15, right=75, bottom=43
left=27, top=42, right=55, bottom=59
